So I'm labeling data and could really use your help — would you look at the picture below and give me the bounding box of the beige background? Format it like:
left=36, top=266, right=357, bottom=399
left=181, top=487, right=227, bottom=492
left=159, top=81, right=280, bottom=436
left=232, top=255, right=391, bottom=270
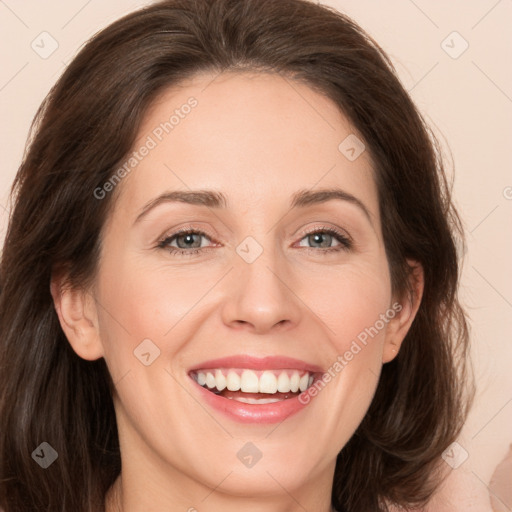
left=1, top=0, right=511, bottom=507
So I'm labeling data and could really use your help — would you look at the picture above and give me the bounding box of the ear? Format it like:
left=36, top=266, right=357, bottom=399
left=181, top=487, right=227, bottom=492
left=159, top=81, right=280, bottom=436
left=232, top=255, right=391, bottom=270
left=382, top=259, right=424, bottom=363
left=50, top=272, right=104, bottom=361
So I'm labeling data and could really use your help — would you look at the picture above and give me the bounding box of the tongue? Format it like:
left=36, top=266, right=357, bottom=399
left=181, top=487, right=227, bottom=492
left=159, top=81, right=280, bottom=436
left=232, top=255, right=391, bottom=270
left=219, top=389, right=299, bottom=400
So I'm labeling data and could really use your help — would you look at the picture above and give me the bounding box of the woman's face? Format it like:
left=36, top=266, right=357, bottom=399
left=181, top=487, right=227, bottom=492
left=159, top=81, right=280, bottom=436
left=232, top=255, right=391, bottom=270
left=61, top=72, right=414, bottom=507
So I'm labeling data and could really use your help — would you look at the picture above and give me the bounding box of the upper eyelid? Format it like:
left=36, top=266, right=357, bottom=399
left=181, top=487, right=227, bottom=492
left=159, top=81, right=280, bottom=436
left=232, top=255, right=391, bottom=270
left=299, top=224, right=351, bottom=240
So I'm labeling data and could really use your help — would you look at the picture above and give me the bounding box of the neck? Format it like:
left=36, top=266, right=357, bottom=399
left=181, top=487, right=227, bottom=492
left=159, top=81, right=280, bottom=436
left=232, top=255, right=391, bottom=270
left=105, top=475, right=337, bottom=512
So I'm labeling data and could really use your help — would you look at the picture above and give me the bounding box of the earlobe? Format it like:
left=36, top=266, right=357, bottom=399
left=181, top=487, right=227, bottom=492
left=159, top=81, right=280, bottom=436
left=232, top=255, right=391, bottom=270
left=50, top=275, right=104, bottom=361
left=382, top=260, right=424, bottom=363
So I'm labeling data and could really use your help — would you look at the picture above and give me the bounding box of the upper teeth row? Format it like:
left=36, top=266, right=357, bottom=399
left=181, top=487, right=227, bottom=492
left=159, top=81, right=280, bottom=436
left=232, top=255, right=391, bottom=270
left=193, top=369, right=314, bottom=394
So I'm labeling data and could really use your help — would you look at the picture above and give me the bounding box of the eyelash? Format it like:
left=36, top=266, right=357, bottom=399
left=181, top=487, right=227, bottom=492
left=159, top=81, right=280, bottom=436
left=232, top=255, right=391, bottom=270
left=157, top=225, right=352, bottom=257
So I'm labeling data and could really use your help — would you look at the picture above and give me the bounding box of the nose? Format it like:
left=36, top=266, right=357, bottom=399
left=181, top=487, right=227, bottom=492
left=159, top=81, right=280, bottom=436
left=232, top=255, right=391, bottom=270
left=221, top=243, right=302, bottom=334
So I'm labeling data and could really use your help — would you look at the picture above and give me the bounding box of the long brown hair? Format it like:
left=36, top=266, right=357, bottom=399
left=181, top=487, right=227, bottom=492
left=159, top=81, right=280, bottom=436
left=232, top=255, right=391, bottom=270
left=0, top=1, right=474, bottom=510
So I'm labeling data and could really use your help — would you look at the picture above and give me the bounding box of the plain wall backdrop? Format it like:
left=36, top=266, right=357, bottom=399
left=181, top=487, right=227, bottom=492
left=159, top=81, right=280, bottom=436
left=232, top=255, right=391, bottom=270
left=1, top=0, right=511, bottom=507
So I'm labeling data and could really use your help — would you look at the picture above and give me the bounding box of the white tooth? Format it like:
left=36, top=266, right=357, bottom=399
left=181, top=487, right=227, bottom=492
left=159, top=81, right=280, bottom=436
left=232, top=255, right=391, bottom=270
left=299, top=373, right=309, bottom=392
left=259, top=371, right=278, bottom=394
left=233, top=396, right=284, bottom=404
left=206, top=372, right=216, bottom=389
left=201, top=368, right=311, bottom=393
left=277, top=371, right=291, bottom=393
left=215, top=369, right=227, bottom=391
left=226, top=371, right=241, bottom=391
left=240, top=370, right=259, bottom=393
left=289, top=371, right=300, bottom=392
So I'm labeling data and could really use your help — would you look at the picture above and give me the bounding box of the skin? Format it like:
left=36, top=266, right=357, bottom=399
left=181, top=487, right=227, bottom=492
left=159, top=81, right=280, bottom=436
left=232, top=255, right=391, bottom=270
left=51, top=71, right=423, bottom=512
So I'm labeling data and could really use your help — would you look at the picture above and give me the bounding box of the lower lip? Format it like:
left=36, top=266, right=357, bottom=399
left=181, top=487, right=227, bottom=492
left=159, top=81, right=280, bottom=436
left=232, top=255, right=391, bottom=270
left=190, top=378, right=317, bottom=424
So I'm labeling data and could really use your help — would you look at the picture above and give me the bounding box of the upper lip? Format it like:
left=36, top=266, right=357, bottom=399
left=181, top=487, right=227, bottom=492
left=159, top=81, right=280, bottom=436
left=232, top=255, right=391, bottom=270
left=188, top=355, right=324, bottom=373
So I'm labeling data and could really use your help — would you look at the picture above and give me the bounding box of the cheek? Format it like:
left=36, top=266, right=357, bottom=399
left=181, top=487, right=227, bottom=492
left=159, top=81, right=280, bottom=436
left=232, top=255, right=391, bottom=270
left=93, top=250, right=227, bottom=381
left=299, top=260, right=392, bottom=351
left=96, top=253, right=205, bottom=335
left=296, top=260, right=392, bottom=411
left=300, top=265, right=392, bottom=451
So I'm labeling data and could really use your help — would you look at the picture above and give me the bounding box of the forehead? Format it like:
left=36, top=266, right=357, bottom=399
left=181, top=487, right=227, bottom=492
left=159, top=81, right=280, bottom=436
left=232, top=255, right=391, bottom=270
left=113, top=71, right=378, bottom=221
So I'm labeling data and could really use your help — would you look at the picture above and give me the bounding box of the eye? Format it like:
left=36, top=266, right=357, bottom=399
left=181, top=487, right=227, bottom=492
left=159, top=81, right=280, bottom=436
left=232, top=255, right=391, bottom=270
left=296, top=226, right=352, bottom=254
left=157, top=229, right=216, bottom=257
left=157, top=225, right=352, bottom=257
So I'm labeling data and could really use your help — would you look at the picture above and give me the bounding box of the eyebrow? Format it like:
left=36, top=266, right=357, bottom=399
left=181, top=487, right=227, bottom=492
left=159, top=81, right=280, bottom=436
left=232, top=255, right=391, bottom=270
left=134, top=187, right=373, bottom=226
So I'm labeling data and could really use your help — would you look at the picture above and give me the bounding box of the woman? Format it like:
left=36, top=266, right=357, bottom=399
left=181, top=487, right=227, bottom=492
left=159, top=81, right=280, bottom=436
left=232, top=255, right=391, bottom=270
left=0, top=0, right=474, bottom=510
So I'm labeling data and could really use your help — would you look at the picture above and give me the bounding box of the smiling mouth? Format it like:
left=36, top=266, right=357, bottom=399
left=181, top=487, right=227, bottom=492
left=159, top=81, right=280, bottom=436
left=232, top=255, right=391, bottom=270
left=189, top=368, right=316, bottom=404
